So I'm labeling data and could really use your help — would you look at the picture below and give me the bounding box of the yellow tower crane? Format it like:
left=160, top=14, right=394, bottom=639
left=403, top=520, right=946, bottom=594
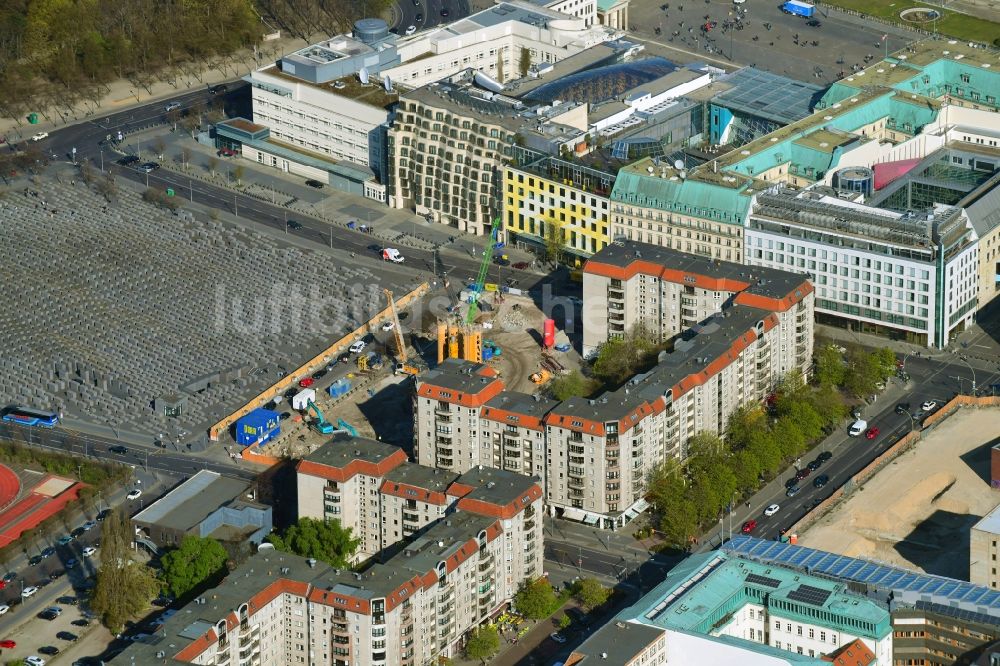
left=384, top=288, right=407, bottom=363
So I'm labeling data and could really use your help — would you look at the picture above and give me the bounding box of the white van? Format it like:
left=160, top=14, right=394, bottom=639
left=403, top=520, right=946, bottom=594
left=382, top=248, right=404, bottom=263
left=848, top=419, right=867, bottom=436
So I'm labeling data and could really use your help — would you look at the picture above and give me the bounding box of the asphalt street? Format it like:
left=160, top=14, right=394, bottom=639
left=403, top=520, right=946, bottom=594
left=703, top=350, right=1000, bottom=547
left=394, top=0, right=471, bottom=34
left=0, top=424, right=257, bottom=482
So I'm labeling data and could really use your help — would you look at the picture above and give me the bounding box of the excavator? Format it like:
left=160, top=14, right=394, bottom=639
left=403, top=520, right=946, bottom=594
left=306, top=399, right=333, bottom=435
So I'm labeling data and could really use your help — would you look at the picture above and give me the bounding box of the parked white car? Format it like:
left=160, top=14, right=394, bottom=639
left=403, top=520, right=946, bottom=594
left=764, top=504, right=780, bottom=517
left=381, top=321, right=395, bottom=331
left=21, top=585, right=39, bottom=598
left=25, top=657, right=46, bottom=666
left=82, top=546, right=97, bottom=558
left=0, top=604, right=9, bottom=615
left=30, top=132, right=49, bottom=142
left=349, top=340, right=366, bottom=354
left=848, top=419, right=867, bottom=437
left=405, top=25, right=417, bottom=35
left=921, top=400, right=937, bottom=411
left=126, top=488, right=142, bottom=500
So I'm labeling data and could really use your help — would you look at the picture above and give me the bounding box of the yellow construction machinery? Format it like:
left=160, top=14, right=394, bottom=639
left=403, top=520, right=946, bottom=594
left=530, top=369, right=552, bottom=384
left=436, top=321, right=483, bottom=364
left=384, top=289, right=406, bottom=362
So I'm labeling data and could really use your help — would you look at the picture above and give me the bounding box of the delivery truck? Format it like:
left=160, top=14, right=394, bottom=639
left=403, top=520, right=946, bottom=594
left=781, top=0, right=815, bottom=17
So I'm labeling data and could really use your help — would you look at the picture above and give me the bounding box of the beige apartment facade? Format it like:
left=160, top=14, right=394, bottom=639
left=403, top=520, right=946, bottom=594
left=296, top=435, right=543, bottom=577
left=415, top=242, right=814, bottom=528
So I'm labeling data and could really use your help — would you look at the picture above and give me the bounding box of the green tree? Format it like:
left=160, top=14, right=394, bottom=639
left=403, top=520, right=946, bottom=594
left=592, top=325, right=658, bottom=387
left=844, top=348, right=882, bottom=398
left=549, top=370, right=594, bottom=400
left=267, top=517, right=359, bottom=568
left=513, top=578, right=556, bottom=619
left=465, top=624, right=500, bottom=662
left=160, top=535, right=229, bottom=599
left=518, top=46, right=532, bottom=78
left=647, top=461, right=699, bottom=548
left=574, top=578, right=610, bottom=610
left=544, top=218, right=563, bottom=262
left=90, top=508, right=161, bottom=634
left=557, top=614, right=571, bottom=629
left=813, top=344, right=847, bottom=387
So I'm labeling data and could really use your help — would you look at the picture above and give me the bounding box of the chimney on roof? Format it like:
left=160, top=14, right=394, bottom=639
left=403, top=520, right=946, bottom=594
left=307, top=558, right=317, bottom=568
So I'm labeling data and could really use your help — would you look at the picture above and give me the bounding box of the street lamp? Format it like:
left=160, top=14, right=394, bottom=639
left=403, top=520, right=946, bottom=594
left=957, top=354, right=977, bottom=394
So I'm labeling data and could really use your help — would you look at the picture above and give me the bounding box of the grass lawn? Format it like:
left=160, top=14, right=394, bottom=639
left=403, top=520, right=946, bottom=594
left=821, top=0, right=1000, bottom=45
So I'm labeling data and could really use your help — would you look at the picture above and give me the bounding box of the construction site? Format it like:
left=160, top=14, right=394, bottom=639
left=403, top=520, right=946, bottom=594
left=251, top=220, right=582, bottom=461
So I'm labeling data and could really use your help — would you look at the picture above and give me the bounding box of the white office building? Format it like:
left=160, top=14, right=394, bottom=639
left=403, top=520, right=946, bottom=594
left=746, top=188, right=978, bottom=348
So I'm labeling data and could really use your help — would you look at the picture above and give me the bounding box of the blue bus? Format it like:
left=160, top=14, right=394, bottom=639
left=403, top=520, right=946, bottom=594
left=2, top=408, right=59, bottom=428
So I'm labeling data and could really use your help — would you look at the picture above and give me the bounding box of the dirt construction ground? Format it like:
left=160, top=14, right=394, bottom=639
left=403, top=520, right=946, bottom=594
left=799, top=408, right=1000, bottom=580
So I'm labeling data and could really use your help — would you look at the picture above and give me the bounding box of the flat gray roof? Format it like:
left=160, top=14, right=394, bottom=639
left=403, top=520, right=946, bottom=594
left=384, top=462, right=458, bottom=493
left=569, top=621, right=664, bottom=664
left=133, top=470, right=250, bottom=532
left=484, top=390, right=559, bottom=420
left=418, top=358, right=502, bottom=393
left=508, top=43, right=622, bottom=97
left=303, top=433, right=402, bottom=469
left=455, top=466, right=540, bottom=506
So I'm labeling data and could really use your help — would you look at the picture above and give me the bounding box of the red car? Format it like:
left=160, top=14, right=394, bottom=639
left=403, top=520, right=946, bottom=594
left=865, top=426, right=880, bottom=440
left=0, top=640, right=15, bottom=648
left=298, top=377, right=315, bottom=388
left=741, top=520, right=757, bottom=534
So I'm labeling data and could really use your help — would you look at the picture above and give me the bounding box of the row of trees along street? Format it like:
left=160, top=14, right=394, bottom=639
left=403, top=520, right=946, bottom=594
left=635, top=340, right=898, bottom=549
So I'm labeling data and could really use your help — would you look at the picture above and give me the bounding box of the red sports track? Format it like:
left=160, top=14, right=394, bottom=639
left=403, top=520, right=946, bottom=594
left=0, top=468, right=82, bottom=548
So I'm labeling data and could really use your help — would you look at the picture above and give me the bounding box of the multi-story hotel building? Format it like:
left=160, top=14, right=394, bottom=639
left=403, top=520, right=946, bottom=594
left=746, top=187, right=979, bottom=349
left=111, top=509, right=534, bottom=666
left=415, top=241, right=813, bottom=527
left=296, top=435, right=543, bottom=570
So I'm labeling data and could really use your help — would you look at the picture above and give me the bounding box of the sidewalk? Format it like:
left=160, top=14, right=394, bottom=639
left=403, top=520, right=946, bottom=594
left=0, top=33, right=320, bottom=141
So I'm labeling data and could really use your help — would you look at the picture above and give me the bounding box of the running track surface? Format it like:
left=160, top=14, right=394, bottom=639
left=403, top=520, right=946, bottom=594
left=0, top=464, right=19, bottom=512
left=0, top=473, right=81, bottom=548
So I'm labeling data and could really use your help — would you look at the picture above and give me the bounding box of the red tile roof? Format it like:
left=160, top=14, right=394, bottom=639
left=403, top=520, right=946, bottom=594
left=822, top=639, right=876, bottom=666
left=380, top=480, right=449, bottom=505
left=455, top=484, right=543, bottom=520
left=296, top=448, right=407, bottom=483
left=416, top=379, right=505, bottom=407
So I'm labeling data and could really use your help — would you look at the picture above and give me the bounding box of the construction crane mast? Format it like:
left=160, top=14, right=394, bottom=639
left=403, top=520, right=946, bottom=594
left=384, top=288, right=406, bottom=362
left=466, top=217, right=501, bottom=324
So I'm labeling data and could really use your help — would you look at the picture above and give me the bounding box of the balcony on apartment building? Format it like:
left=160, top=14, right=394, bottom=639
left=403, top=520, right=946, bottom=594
left=434, top=402, right=452, bottom=416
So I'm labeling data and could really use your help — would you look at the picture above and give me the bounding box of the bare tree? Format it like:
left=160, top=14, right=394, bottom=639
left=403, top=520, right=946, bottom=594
left=166, top=108, right=181, bottom=131
left=180, top=146, right=193, bottom=167
left=233, top=164, right=245, bottom=186
left=207, top=156, right=219, bottom=177
left=152, top=137, right=166, bottom=160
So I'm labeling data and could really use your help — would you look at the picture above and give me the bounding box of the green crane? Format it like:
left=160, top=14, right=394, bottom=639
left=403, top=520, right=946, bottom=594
left=466, top=217, right=501, bottom=324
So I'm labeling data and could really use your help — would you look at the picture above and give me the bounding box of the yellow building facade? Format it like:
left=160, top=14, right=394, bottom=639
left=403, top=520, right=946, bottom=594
left=503, top=157, right=615, bottom=262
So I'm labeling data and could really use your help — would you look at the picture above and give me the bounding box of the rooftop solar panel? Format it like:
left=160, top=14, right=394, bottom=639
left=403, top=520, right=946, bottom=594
left=787, top=584, right=833, bottom=607
left=828, top=559, right=851, bottom=576
left=921, top=580, right=945, bottom=594
left=746, top=573, right=782, bottom=588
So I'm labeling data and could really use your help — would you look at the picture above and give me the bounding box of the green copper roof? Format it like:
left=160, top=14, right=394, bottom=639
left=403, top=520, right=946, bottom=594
left=610, top=164, right=751, bottom=223
left=619, top=550, right=892, bottom=641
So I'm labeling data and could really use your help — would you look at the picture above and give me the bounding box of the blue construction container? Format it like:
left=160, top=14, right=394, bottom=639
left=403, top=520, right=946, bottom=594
left=236, top=408, right=280, bottom=446
left=482, top=347, right=494, bottom=361
left=328, top=378, right=352, bottom=398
